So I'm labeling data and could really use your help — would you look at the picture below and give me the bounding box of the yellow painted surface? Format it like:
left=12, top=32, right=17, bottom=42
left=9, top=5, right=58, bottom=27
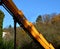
left=1, top=0, right=55, bottom=49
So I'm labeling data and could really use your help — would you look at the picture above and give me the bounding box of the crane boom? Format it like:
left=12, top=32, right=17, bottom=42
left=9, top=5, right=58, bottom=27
left=0, top=0, right=55, bottom=49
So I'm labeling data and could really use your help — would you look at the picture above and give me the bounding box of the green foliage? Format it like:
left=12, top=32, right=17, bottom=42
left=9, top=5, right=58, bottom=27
left=44, top=14, right=50, bottom=22
left=0, top=10, right=4, bottom=48
left=36, top=15, right=42, bottom=22
left=35, top=14, right=60, bottom=48
left=3, top=13, right=60, bottom=49
left=0, top=40, right=14, bottom=49
left=0, top=10, right=14, bottom=49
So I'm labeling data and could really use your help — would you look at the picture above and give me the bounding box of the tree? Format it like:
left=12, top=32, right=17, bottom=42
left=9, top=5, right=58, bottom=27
left=8, top=25, right=14, bottom=35
left=9, top=25, right=12, bottom=28
left=43, top=14, right=51, bottom=24
left=36, top=15, right=42, bottom=22
left=51, top=14, right=60, bottom=24
left=0, top=10, right=4, bottom=48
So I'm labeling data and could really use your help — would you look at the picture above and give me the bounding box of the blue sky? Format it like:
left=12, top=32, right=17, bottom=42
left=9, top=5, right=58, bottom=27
left=0, top=0, right=60, bottom=28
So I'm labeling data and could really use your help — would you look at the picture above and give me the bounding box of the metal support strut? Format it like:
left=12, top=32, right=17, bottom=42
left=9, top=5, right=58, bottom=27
left=14, top=18, right=16, bottom=49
